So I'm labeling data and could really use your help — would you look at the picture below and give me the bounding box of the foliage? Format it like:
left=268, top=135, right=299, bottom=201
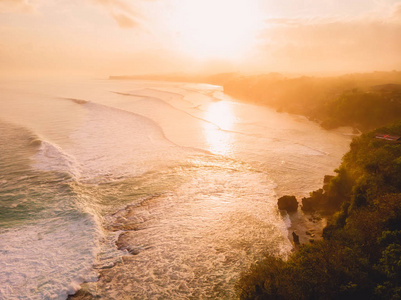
left=209, top=71, right=401, bottom=132
left=319, top=90, right=401, bottom=131
left=237, top=240, right=372, bottom=300
left=237, top=122, right=401, bottom=299
left=301, top=121, right=401, bottom=213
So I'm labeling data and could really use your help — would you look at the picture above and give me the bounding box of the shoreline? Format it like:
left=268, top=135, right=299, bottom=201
left=67, top=79, right=352, bottom=299
left=283, top=209, right=327, bottom=248
left=69, top=200, right=331, bottom=299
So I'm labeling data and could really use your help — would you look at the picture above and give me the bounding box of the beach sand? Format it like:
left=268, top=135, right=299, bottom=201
left=284, top=209, right=327, bottom=247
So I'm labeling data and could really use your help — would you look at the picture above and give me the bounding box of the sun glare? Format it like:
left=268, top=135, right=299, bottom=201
left=204, top=101, right=236, bottom=155
left=171, top=0, right=263, bottom=60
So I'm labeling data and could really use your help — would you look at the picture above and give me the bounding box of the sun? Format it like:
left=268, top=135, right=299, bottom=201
left=170, top=0, right=263, bottom=60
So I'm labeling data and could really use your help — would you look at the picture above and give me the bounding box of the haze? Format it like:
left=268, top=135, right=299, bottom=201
left=1, top=0, right=401, bottom=78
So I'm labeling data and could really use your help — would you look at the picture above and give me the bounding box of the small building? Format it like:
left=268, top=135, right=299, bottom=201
left=374, top=133, right=401, bottom=142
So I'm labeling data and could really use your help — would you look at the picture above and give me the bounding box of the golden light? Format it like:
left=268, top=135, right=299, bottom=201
left=203, top=101, right=236, bottom=155
left=170, top=0, right=263, bottom=60
left=205, top=101, right=236, bottom=129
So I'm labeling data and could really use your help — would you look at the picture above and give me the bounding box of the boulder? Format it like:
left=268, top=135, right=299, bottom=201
left=277, top=195, right=298, bottom=212
left=292, top=231, right=300, bottom=245
left=301, top=197, right=315, bottom=211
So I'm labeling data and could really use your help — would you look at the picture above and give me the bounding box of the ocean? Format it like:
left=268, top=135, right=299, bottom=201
left=0, top=79, right=352, bottom=299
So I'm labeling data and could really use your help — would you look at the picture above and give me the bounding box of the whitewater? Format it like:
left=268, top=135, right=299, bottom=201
left=0, top=79, right=352, bottom=299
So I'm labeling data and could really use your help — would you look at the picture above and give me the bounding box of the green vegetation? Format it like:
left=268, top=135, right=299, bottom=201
left=318, top=87, right=401, bottom=130
left=236, top=121, right=401, bottom=299
left=210, top=72, right=401, bottom=131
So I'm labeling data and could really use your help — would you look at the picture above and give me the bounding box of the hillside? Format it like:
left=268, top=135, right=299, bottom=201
left=207, top=71, right=401, bottom=131
left=237, top=121, right=401, bottom=299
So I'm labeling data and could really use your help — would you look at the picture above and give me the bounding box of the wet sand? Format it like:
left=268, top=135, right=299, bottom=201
left=284, top=210, right=327, bottom=247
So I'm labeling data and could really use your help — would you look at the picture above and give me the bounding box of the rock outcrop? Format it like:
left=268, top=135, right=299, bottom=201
left=277, top=195, right=298, bottom=212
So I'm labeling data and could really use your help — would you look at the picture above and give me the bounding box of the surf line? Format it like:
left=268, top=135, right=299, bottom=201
left=111, top=91, right=257, bottom=138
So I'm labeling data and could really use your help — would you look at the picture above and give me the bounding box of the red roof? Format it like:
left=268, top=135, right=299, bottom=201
left=375, top=134, right=401, bottom=141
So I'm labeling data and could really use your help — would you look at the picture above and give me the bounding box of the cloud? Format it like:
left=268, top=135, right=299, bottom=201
left=0, top=0, right=35, bottom=13
left=257, top=7, right=401, bottom=73
left=92, top=0, right=135, bottom=15
left=90, top=0, right=141, bottom=28
left=392, top=2, right=401, bottom=21
left=111, top=13, right=138, bottom=28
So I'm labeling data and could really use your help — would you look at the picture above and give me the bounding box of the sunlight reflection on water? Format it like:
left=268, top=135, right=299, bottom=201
left=204, top=101, right=236, bottom=155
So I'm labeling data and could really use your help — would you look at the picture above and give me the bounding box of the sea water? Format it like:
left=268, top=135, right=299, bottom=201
left=0, top=79, right=352, bottom=299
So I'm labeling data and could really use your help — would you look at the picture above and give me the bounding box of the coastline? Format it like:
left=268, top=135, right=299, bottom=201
left=66, top=77, right=356, bottom=299
left=283, top=209, right=327, bottom=248
left=68, top=193, right=334, bottom=299
left=68, top=204, right=330, bottom=299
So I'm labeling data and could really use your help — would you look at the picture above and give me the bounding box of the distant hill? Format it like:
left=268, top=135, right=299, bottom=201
left=207, top=71, right=401, bottom=131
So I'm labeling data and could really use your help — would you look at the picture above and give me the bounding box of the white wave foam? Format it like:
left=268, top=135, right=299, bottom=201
left=64, top=102, right=193, bottom=181
left=96, top=161, right=292, bottom=298
left=32, top=140, right=81, bottom=178
left=0, top=215, right=101, bottom=300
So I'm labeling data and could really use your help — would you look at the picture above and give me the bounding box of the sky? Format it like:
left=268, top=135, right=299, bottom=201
left=0, top=0, right=401, bottom=78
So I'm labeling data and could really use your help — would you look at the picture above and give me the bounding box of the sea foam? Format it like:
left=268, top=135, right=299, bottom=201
left=0, top=215, right=101, bottom=300
left=32, top=140, right=82, bottom=179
